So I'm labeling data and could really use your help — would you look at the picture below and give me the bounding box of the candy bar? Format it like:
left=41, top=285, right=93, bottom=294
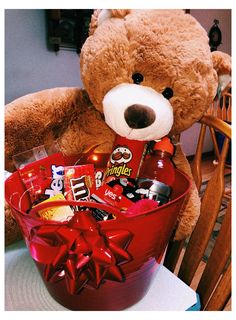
left=91, top=207, right=115, bottom=221
left=18, top=152, right=65, bottom=204
left=64, top=165, right=96, bottom=204
left=91, top=183, right=134, bottom=211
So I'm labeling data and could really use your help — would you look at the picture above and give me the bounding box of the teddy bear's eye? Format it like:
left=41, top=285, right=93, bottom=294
left=162, top=87, right=174, bottom=100
left=132, top=73, right=144, bottom=85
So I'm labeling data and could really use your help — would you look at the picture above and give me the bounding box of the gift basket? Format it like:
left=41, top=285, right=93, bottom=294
left=5, top=138, right=191, bottom=310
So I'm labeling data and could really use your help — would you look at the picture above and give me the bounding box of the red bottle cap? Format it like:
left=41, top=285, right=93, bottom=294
left=153, top=137, right=174, bottom=155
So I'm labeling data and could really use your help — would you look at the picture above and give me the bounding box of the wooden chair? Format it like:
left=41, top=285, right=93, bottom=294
left=207, top=83, right=231, bottom=164
left=164, top=114, right=231, bottom=311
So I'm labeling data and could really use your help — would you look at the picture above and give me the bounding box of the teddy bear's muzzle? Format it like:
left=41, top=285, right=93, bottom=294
left=124, top=104, right=156, bottom=129
left=103, top=83, right=174, bottom=141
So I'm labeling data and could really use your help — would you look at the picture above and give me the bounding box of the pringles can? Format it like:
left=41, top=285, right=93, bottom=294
left=103, top=135, right=147, bottom=184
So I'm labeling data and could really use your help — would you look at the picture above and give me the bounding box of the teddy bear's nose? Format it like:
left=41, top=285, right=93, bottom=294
left=124, top=104, right=156, bottom=129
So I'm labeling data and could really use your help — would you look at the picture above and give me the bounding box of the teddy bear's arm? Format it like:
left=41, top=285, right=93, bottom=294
left=5, top=87, right=94, bottom=171
left=57, top=106, right=116, bottom=157
left=171, top=142, right=201, bottom=241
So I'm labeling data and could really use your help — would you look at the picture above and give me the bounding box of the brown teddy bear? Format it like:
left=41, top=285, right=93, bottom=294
left=5, top=9, right=231, bottom=245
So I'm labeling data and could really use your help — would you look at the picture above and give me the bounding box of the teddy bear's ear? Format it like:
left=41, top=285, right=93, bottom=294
left=212, top=51, right=231, bottom=92
left=89, top=9, right=131, bottom=35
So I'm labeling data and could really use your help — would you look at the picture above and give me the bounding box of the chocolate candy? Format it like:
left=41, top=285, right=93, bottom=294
left=64, top=165, right=96, bottom=203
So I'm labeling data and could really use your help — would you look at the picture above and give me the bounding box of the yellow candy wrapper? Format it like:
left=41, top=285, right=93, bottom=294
left=37, top=193, right=74, bottom=222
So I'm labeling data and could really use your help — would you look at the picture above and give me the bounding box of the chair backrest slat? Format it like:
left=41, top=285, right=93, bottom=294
left=221, top=95, right=227, bottom=121
left=190, top=124, right=206, bottom=191
left=211, top=83, right=231, bottom=122
left=204, top=261, right=231, bottom=311
left=177, top=136, right=229, bottom=285
left=226, top=94, right=231, bottom=122
left=209, top=126, right=221, bottom=160
left=197, top=200, right=231, bottom=308
left=163, top=115, right=231, bottom=310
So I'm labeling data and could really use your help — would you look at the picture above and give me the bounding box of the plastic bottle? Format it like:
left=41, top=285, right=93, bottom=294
left=137, top=137, right=175, bottom=205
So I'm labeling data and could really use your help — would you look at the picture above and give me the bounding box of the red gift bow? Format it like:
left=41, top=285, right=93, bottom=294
left=29, top=211, right=133, bottom=294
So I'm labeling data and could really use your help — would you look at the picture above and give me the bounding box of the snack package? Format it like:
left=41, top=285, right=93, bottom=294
left=91, top=183, right=134, bottom=211
left=103, top=135, right=147, bottom=184
left=86, top=152, right=109, bottom=189
left=108, top=178, right=141, bottom=203
left=64, top=164, right=96, bottom=203
left=17, top=152, right=65, bottom=205
left=91, top=207, right=115, bottom=221
left=67, top=145, right=109, bottom=189
left=36, top=193, right=74, bottom=222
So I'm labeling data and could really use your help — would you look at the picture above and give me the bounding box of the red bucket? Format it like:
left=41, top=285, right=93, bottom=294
left=5, top=166, right=190, bottom=311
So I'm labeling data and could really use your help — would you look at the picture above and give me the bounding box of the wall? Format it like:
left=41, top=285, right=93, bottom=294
left=191, top=9, right=231, bottom=55
left=5, top=9, right=83, bottom=104
left=179, top=9, right=231, bottom=155
left=5, top=9, right=231, bottom=155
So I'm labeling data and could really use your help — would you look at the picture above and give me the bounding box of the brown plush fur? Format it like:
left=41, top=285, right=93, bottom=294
left=5, top=88, right=115, bottom=172
left=5, top=201, right=22, bottom=246
left=171, top=139, right=201, bottom=240
left=81, top=10, right=218, bottom=134
left=5, top=9, right=231, bottom=245
left=211, top=51, right=232, bottom=75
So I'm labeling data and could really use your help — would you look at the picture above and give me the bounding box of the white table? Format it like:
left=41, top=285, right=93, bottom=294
left=5, top=240, right=200, bottom=311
